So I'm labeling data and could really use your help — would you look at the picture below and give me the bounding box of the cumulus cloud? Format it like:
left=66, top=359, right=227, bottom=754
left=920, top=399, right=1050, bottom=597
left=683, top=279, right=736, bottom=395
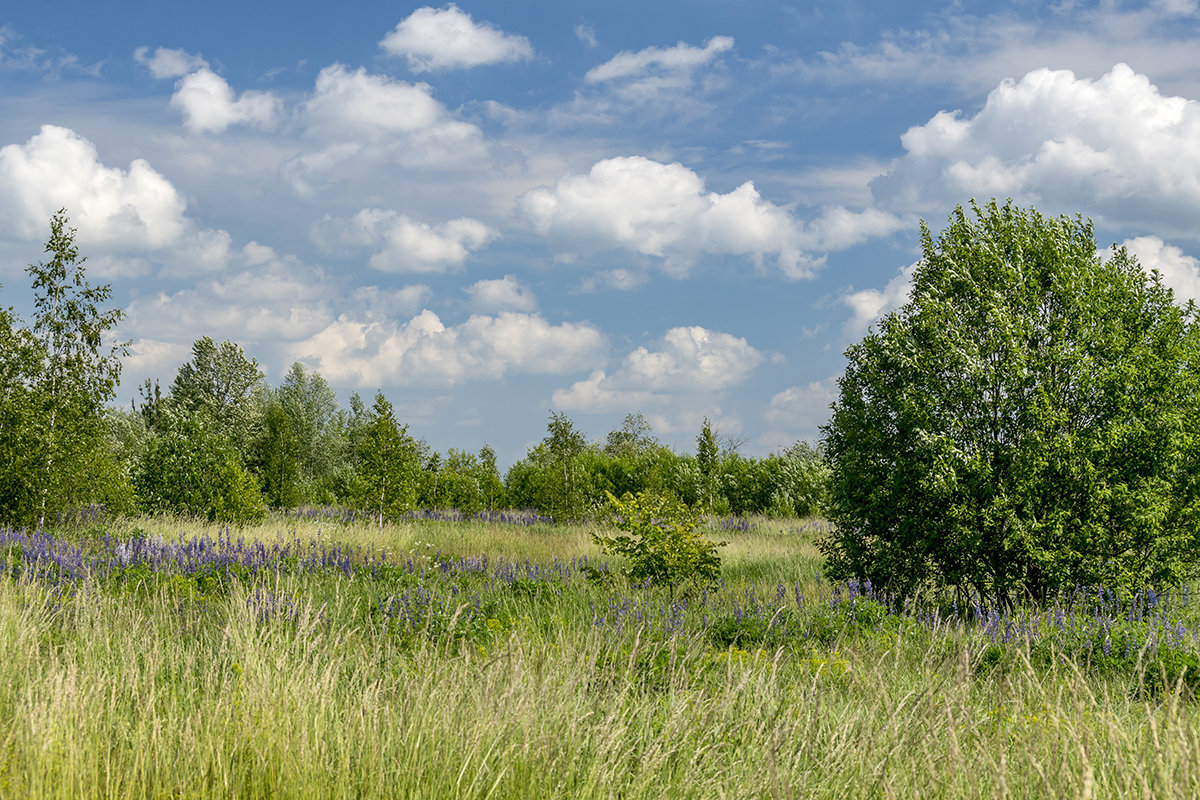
left=289, top=311, right=607, bottom=387
left=305, top=64, right=443, bottom=136
left=279, top=64, right=488, bottom=194
left=135, top=46, right=207, bottom=79
left=765, top=379, right=838, bottom=432
left=156, top=228, right=234, bottom=278
left=314, top=209, right=496, bottom=273
left=553, top=325, right=763, bottom=413
left=464, top=275, right=536, bottom=312
left=123, top=338, right=194, bottom=377
left=170, top=68, right=282, bottom=134
left=122, top=243, right=334, bottom=348
left=290, top=64, right=485, bottom=178
left=352, top=285, right=433, bottom=319
left=0, top=125, right=188, bottom=249
left=1119, top=236, right=1200, bottom=305
left=840, top=262, right=917, bottom=338
left=623, top=326, right=763, bottom=391
left=519, top=156, right=900, bottom=278
left=380, top=4, right=533, bottom=71
left=551, top=370, right=657, bottom=414
left=872, top=64, right=1200, bottom=238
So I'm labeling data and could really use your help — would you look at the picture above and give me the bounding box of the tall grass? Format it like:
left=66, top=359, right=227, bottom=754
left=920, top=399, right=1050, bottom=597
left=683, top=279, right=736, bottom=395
left=0, top=515, right=1197, bottom=798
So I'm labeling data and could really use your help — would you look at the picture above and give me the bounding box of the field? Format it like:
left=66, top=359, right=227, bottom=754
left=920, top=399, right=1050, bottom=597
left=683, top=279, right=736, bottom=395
left=2, top=513, right=1199, bottom=799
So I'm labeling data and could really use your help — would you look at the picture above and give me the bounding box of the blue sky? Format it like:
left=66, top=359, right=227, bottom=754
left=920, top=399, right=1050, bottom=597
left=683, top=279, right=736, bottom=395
left=3, top=1, right=1200, bottom=465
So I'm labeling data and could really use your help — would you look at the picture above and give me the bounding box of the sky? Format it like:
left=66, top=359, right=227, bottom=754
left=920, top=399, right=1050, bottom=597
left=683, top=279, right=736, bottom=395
left=3, top=1, right=1200, bottom=466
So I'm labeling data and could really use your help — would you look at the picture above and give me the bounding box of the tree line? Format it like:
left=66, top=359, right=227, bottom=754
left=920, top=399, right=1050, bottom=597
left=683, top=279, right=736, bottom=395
left=0, top=212, right=829, bottom=528
left=9, top=200, right=1199, bottom=605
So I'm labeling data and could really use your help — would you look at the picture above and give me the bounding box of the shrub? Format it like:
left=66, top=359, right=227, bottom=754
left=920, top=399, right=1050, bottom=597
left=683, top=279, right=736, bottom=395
left=593, top=491, right=725, bottom=597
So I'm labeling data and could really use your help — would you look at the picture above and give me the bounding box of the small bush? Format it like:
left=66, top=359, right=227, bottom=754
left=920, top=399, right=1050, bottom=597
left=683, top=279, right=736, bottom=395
left=593, top=491, right=725, bottom=597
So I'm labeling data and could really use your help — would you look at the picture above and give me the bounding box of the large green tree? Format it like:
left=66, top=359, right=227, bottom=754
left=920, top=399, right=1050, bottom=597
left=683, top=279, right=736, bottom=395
left=0, top=211, right=128, bottom=527
left=250, top=362, right=347, bottom=507
left=167, top=336, right=264, bottom=458
left=820, top=199, right=1200, bottom=604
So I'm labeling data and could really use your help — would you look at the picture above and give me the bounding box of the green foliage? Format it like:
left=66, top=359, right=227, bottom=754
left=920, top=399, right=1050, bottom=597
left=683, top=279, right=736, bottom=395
left=695, top=417, right=720, bottom=513
left=166, top=336, right=264, bottom=459
left=505, top=412, right=594, bottom=520
left=252, top=400, right=305, bottom=508
left=245, top=363, right=351, bottom=509
left=502, top=410, right=827, bottom=521
left=0, top=211, right=129, bottom=527
left=134, top=415, right=266, bottom=523
left=419, top=446, right=505, bottom=515
left=271, top=362, right=348, bottom=502
left=593, top=491, right=725, bottom=596
left=544, top=411, right=589, bottom=520
left=351, top=391, right=421, bottom=524
left=820, top=199, right=1200, bottom=603
left=773, top=440, right=831, bottom=517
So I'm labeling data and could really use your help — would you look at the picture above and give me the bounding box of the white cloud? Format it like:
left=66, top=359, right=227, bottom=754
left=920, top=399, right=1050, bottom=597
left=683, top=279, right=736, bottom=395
left=170, top=68, right=281, bottom=134
left=1152, top=0, right=1199, bottom=14
left=380, top=4, right=533, bottom=71
left=0, top=125, right=188, bottom=249
left=464, top=275, right=536, bottom=312
left=578, top=268, right=648, bottom=293
left=315, top=209, right=496, bottom=273
left=156, top=228, right=233, bottom=278
left=841, top=262, right=917, bottom=338
left=304, top=64, right=444, bottom=136
left=575, top=24, right=598, bottom=48
left=123, top=338, right=193, bottom=377
left=84, top=254, right=153, bottom=280
left=352, top=285, right=433, bottom=319
left=624, top=326, right=763, bottom=391
left=1119, top=236, right=1200, bottom=305
left=553, top=325, right=763, bottom=413
left=122, top=245, right=334, bottom=347
left=0, top=24, right=100, bottom=76
left=291, top=64, right=486, bottom=177
left=765, top=379, right=838, bottom=432
left=135, top=46, right=207, bottom=79
left=780, top=8, right=1200, bottom=98
left=290, top=311, right=607, bottom=387
left=576, top=35, right=735, bottom=108
left=872, top=64, right=1200, bottom=238
left=551, top=370, right=657, bottom=414
left=519, top=156, right=900, bottom=277
left=278, top=64, right=488, bottom=195
left=586, top=36, right=734, bottom=83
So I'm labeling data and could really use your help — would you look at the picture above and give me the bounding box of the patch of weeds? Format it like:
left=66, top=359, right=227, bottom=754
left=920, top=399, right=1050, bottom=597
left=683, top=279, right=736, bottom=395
left=707, top=609, right=799, bottom=648
left=507, top=577, right=553, bottom=600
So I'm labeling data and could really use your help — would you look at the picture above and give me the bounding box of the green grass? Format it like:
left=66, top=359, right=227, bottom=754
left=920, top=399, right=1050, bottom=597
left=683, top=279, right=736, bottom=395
left=1, top=513, right=1199, bottom=798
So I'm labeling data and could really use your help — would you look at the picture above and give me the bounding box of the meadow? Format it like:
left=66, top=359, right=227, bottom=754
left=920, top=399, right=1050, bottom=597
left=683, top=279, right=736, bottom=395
left=1, top=512, right=1199, bottom=799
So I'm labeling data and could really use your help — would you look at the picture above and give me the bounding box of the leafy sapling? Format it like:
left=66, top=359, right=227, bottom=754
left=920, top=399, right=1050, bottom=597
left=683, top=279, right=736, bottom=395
left=593, top=490, right=726, bottom=597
